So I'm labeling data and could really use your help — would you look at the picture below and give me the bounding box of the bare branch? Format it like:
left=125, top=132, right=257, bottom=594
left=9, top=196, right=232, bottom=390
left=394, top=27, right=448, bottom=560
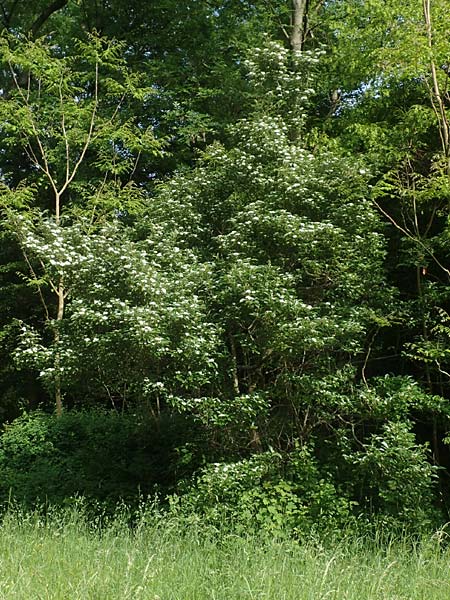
left=423, top=0, right=450, bottom=164
left=373, top=199, right=450, bottom=278
left=58, top=61, right=99, bottom=196
left=59, top=75, right=70, bottom=185
left=38, top=258, right=58, bottom=295
left=20, top=247, right=50, bottom=322
left=362, top=329, right=378, bottom=387
left=229, top=333, right=241, bottom=395
left=129, top=150, right=141, bottom=182
left=8, top=61, right=59, bottom=198
left=0, top=1, right=9, bottom=28
left=0, top=0, right=19, bottom=29
left=262, top=0, right=290, bottom=41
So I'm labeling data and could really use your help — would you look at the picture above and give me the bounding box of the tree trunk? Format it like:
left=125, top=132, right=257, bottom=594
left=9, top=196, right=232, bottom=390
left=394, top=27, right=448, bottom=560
left=290, top=0, right=310, bottom=51
left=54, top=280, right=65, bottom=416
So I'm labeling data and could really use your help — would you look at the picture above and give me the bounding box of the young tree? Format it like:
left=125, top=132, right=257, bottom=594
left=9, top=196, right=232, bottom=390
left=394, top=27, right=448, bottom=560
left=0, top=33, right=162, bottom=413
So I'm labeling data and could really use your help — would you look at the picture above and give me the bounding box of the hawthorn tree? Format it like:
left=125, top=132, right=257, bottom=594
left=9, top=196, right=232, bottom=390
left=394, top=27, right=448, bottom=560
left=12, top=218, right=220, bottom=413
left=149, top=35, right=445, bottom=528
left=149, top=40, right=396, bottom=447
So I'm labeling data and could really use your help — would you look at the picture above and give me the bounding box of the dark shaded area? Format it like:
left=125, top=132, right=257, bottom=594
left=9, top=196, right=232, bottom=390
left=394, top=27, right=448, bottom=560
left=0, top=410, right=206, bottom=508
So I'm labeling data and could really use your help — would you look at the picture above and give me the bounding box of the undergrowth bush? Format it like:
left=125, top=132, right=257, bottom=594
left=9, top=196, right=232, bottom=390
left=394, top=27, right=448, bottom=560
left=0, top=409, right=199, bottom=508
left=347, top=421, right=442, bottom=532
left=169, top=446, right=355, bottom=537
left=0, top=410, right=443, bottom=537
left=170, top=431, right=443, bottom=536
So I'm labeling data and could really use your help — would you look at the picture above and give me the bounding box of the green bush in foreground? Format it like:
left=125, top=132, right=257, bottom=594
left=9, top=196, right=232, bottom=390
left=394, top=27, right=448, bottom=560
left=171, top=434, right=441, bottom=537
left=0, top=410, right=443, bottom=536
left=170, top=446, right=355, bottom=536
left=0, top=410, right=201, bottom=506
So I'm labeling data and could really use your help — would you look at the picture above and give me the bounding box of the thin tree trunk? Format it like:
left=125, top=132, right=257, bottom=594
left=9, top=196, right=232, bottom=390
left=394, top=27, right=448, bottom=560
left=423, top=0, right=450, bottom=173
left=53, top=187, right=64, bottom=415
left=416, top=264, right=441, bottom=465
left=229, top=334, right=240, bottom=395
left=54, top=280, right=65, bottom=416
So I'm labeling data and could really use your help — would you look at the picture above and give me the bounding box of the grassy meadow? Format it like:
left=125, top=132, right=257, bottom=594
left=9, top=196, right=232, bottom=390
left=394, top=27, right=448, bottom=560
left=0, top=507, right=448, bottom=599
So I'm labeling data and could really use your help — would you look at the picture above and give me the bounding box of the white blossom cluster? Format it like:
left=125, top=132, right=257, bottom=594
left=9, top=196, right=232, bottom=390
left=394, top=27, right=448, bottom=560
left=167, top=391, right=269, bottom=427
left=244, top=39, right=324, bottom=128
left=14, top=217, right=220, bottom=400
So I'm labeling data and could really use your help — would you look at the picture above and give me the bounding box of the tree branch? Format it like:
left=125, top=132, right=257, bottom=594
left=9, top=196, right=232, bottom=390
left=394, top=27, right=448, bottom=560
left=20, top=247, right=50, bottom=322
left=0, top=0, right=19, bottom=29
left=373, top=199, right=450, bottom=278
left=58, top=61, right=99, bottom=196
left=8, top=61, right=59, bottom=199
left=0, top=1, right=9, bottom=27
left=31, top=0, right=69, bottom=37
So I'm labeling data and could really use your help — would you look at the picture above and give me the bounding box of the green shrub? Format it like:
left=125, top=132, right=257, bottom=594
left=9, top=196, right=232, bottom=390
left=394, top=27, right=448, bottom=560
left=170, top=446, right=354, bottom=536
left=0, top=409, right=196, bottom=507
left=348, top=421, right=441, bottom=532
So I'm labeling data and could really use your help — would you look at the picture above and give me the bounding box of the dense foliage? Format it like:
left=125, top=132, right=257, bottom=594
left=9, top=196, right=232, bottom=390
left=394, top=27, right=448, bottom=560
left=1, top=0, right=450, bottom=534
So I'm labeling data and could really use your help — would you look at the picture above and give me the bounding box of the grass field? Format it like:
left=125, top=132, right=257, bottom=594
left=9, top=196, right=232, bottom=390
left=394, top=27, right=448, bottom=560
left=0, top=507, right=448, bottom=599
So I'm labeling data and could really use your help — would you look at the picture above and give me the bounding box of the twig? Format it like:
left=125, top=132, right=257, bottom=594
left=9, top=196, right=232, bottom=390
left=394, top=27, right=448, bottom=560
left=373, top=199, right=450, bottom=278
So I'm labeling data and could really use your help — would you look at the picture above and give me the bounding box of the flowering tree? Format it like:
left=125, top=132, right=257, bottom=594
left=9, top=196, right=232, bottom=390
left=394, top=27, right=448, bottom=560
left=149, top=41, right=395, bottom=447
left=0, top=33, right=162, bottom=413
left=12, top=218, right=219, bottom=413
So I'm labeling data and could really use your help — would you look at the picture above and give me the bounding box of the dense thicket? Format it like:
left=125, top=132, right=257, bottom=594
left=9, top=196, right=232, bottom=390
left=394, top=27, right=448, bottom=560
left=1, top=0, right=450, bottom=534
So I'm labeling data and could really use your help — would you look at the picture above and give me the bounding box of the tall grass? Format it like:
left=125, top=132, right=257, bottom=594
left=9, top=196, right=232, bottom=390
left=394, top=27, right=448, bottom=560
left=0, top=505, right=448, bottom=599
